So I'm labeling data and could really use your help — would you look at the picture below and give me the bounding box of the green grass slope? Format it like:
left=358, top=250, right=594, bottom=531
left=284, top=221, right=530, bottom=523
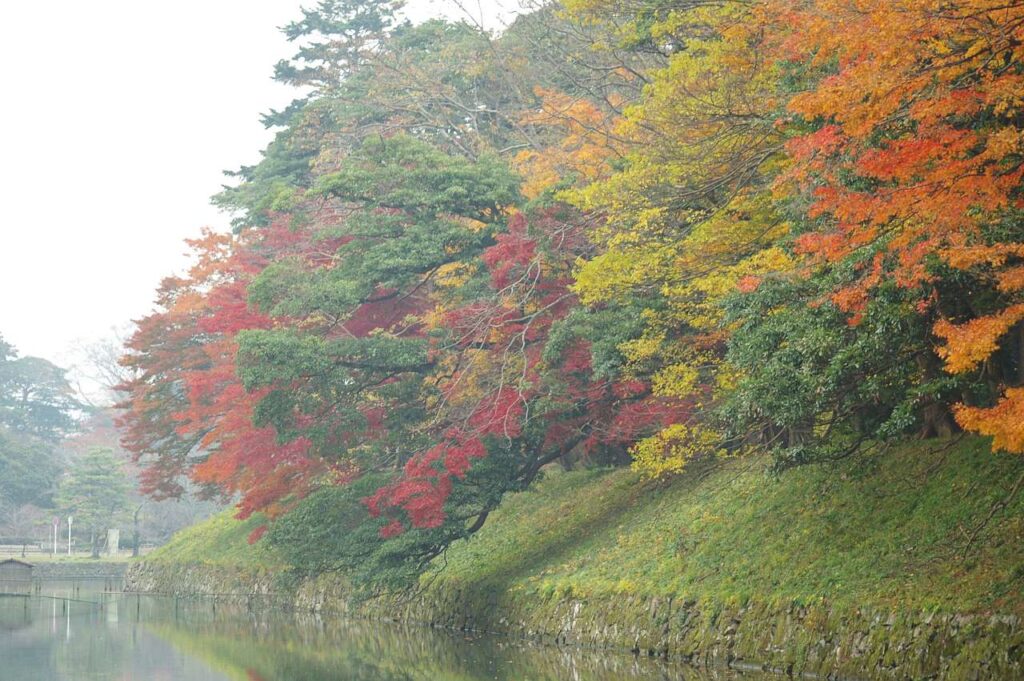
left=145, top=509, right=284, bottom=569
left=147, top=436, right=1024, bottom=615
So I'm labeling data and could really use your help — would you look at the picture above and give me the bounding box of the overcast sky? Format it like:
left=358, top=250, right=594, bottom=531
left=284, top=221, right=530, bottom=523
left=0, top=0, right=515, bottom=392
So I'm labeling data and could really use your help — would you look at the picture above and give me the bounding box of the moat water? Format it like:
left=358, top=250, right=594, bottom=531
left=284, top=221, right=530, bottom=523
left=0, top=579, right=770, bottom=681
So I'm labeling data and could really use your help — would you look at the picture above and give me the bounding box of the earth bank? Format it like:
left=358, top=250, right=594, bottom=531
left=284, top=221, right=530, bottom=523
left=126, top=437, right=1024, bottom=679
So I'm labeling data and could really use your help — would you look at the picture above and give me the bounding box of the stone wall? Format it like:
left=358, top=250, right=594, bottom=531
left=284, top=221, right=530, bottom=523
left=35, top=561, right=129, bottom=581
left=125, top=562, right=1022, bottom=680
left=125, top=561, right=275, bottom=598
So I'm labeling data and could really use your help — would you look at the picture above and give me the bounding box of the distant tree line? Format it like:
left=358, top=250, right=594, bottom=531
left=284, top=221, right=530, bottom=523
left=0, top=333, right=217, bottom=555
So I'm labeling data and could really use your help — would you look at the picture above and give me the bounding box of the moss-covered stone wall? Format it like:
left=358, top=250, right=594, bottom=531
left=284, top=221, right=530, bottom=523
left=125, top=561, right=1022, bottom=680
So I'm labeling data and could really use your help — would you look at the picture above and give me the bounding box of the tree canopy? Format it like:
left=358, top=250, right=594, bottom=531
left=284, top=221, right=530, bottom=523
left=118, top=0, right=1024, bottom=588
left=0, top=334, right=82, bottom=442
left=0, top=333, right=81, bottom=520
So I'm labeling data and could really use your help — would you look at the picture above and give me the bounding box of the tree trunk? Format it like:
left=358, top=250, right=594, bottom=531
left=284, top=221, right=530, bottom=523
left=132, top=505, right=142, bottom=558
left=916, top=354, right=957, bottom=438
left=919, top=401, right=955, bottom=438
left=1017, top=321, right=1024, bottom=386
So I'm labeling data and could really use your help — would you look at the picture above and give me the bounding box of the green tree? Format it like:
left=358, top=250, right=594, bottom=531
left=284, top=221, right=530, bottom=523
left=237, top=133, right=520, bottom=467
left=57, top=447, right=131, bottom=557
left=0, top=334, right=14, bottom=362
left=721, top=272, right=965, bottom=470
left=0, top=336, right=83, bottom=441
left=0, top=427, right=61, bottom=509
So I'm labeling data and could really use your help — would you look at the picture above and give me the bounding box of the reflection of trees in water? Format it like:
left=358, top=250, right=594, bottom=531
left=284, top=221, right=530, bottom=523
left=52, top=595, right=229, bottom=681
left=5, top=593, right=760, bottom=681
left=0, top=597, right=32, bottom=632
left=150, top=602, right=759, bottom=681
left=1, top=595, right=76, bottom=680
left=1, top=588, right=231, bottom=681
left=53, top=599, right=128, bottom=679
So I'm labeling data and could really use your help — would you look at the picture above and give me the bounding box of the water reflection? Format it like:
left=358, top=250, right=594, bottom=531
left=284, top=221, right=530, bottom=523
left=0, top=581, right=766, bottom=681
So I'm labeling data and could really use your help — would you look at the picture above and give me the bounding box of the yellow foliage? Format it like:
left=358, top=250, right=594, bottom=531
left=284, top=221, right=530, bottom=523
left=630, top=423, right=726, bottom=478
left=561, top=0, right=793, bottom=477
left=651, top=363, right=700, bottom=400
left=573, top=238, right=680, bottom=306
left=434, top=261, right=476, bottom=289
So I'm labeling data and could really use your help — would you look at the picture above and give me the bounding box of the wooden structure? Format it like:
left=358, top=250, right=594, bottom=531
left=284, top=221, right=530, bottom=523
left=0, top=558, right=34, bottom=595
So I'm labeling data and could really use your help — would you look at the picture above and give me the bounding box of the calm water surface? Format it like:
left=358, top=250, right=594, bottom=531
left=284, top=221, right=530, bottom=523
left=0, top=580, right=769, bottom=681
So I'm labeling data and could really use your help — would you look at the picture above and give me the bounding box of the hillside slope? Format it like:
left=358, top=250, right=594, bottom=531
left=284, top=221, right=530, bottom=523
left=146, top=436, right=1023, bottom=616
left=133, top=437, right=1024, bottom=678
left=444, top=445, right=1020, bottom=620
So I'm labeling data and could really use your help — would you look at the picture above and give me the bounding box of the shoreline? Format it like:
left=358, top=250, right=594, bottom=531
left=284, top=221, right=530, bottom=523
left=123, top=439, right=1024, bottom=680
left=124, top=560, right=1022, bottom=680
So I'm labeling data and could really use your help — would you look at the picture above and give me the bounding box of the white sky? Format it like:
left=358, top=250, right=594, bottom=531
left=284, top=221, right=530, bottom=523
left=0, top=0, right=515, bottom=391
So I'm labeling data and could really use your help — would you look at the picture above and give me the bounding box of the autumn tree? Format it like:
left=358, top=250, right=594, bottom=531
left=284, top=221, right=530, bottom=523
left=119, top=0, right=1024, bottom=589
left=554, top=0, right=1024, bottom=470
left=119, top=0, right=697, bottom=585
left=766, top=0, right=1024, bottom=452
left=548, top=0, right=795, bottom=474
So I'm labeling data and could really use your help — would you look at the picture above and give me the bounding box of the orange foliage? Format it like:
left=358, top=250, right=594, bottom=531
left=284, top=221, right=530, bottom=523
left=956, top=388, right=1024, bottom=453
left=513, top=87, right=623, bottom=198
left=774, top=0, right=1024, bottom=451
left=935, top=305, right=1024, bottom=374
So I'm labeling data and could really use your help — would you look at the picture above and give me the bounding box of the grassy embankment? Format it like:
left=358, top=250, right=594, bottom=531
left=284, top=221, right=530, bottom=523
left=145, top=508, right=285, bottom=569
left=144, top=436, right=1024, bottom=616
